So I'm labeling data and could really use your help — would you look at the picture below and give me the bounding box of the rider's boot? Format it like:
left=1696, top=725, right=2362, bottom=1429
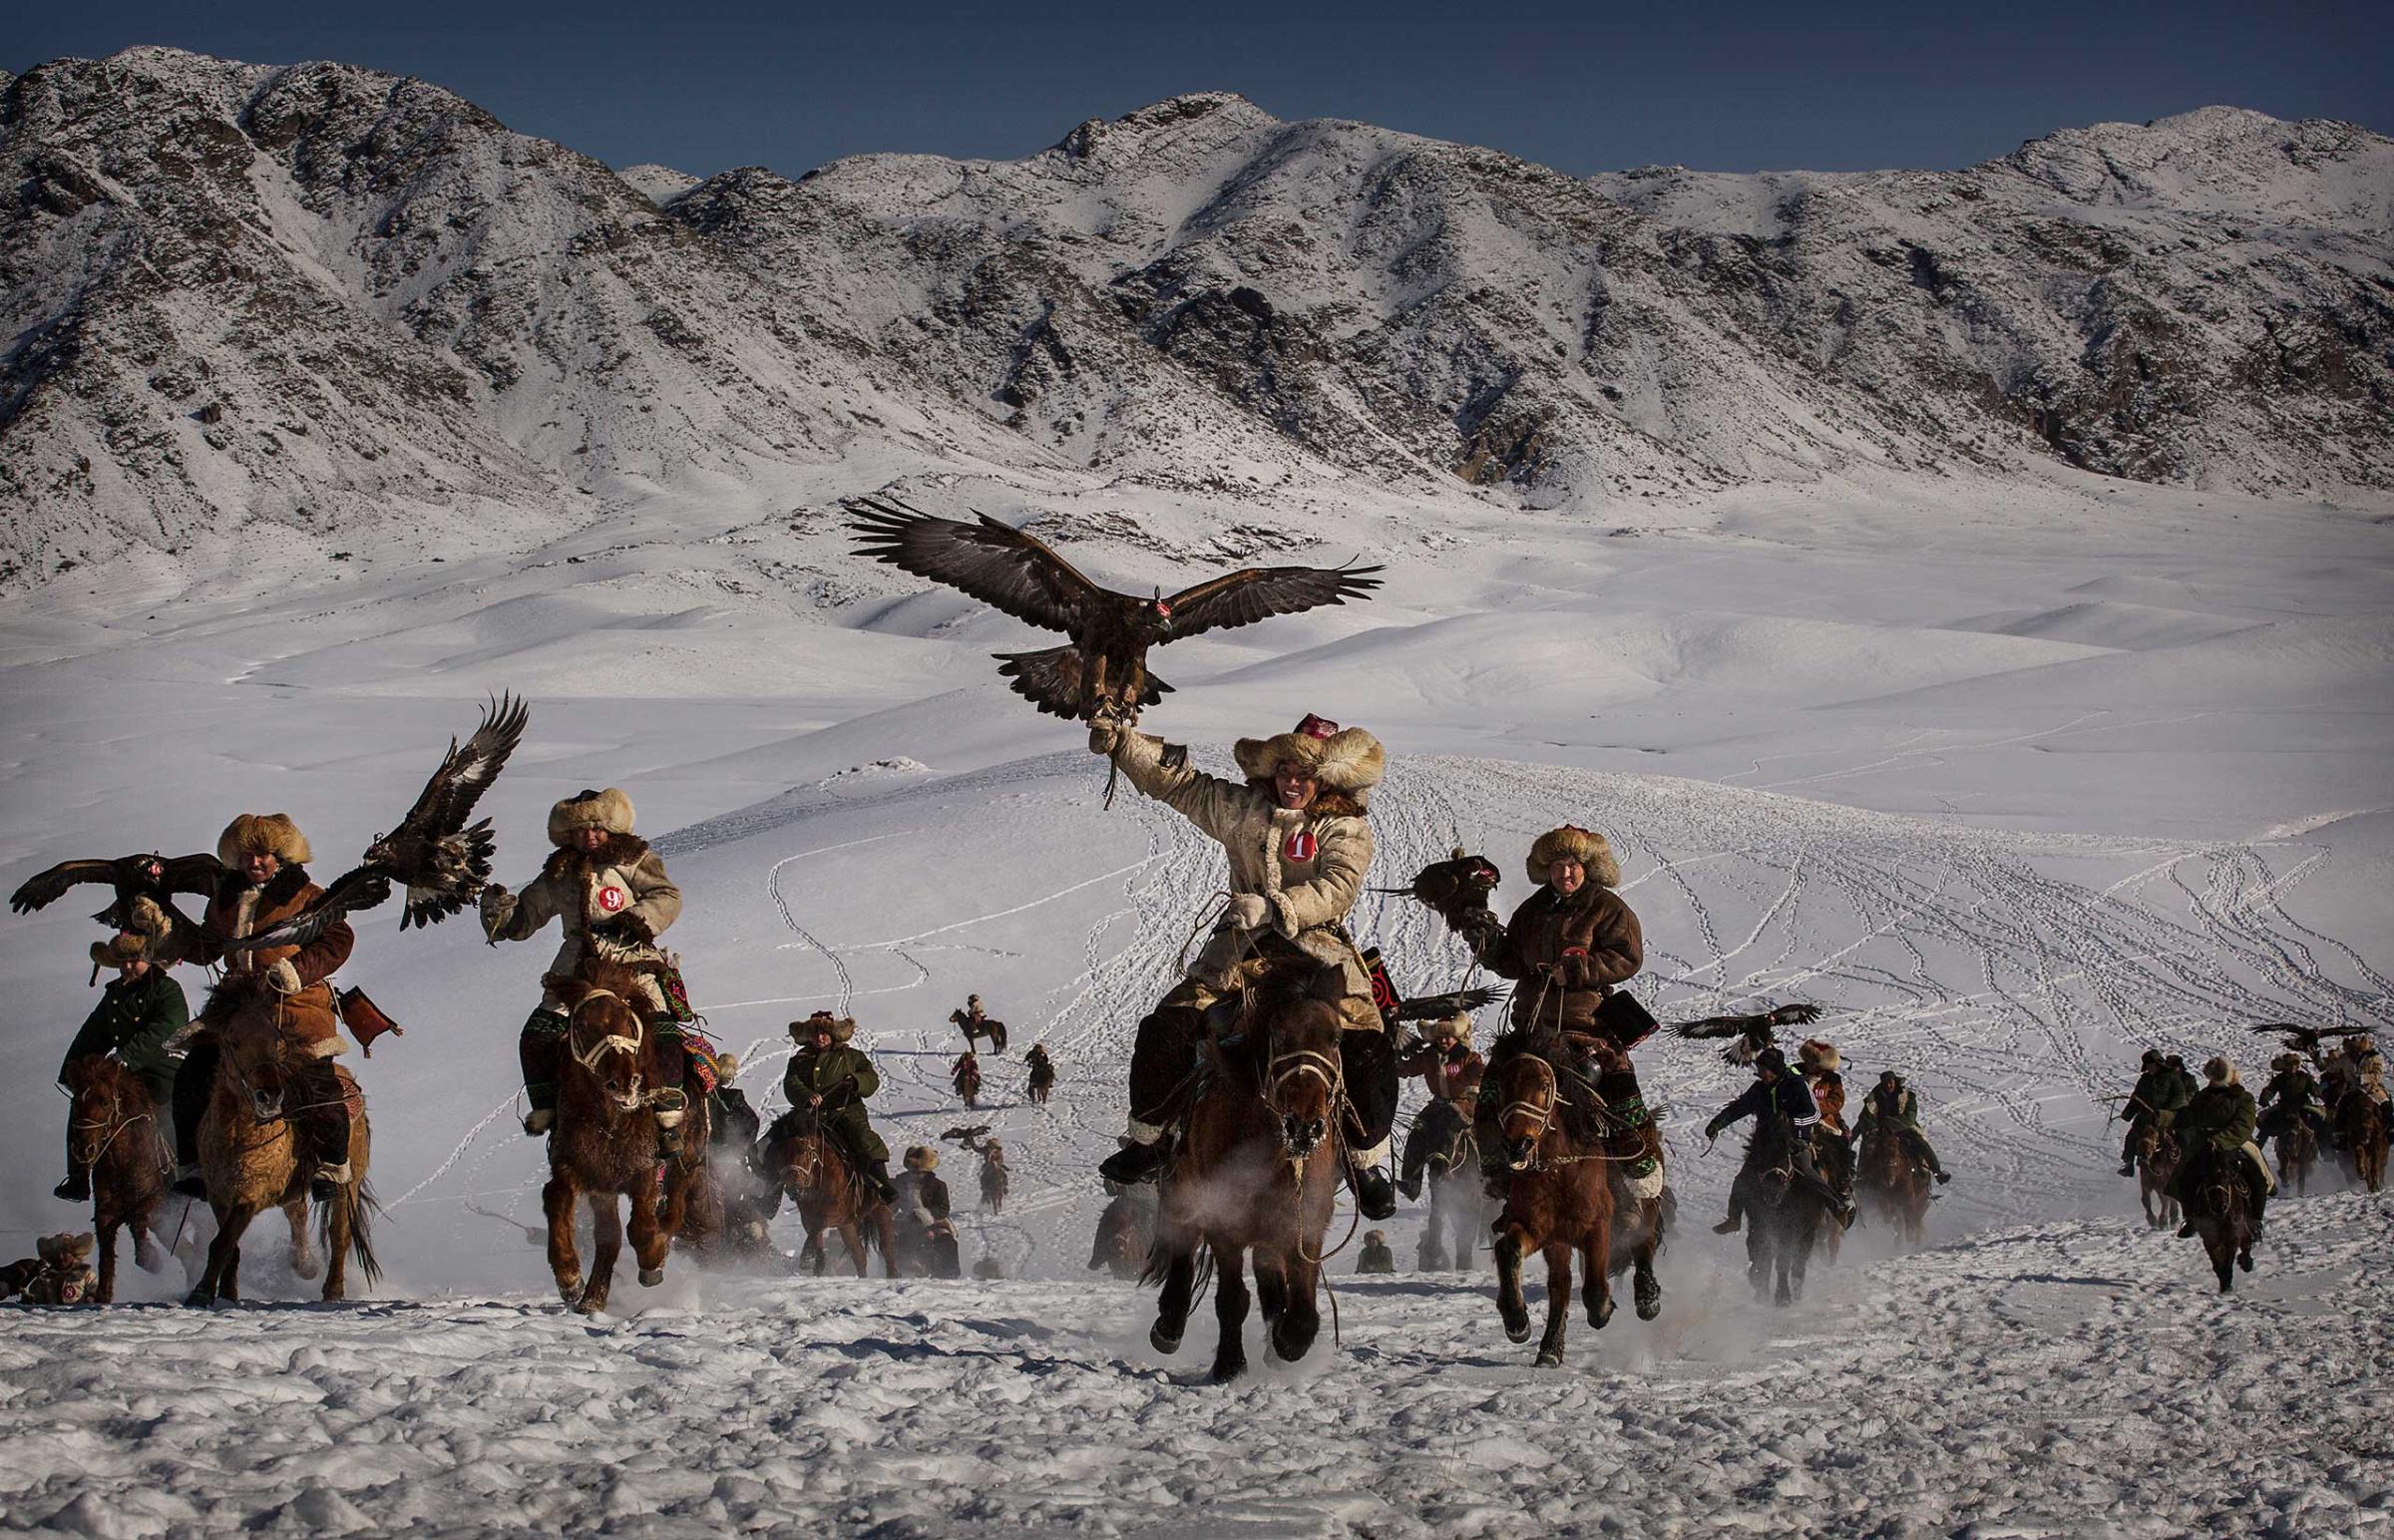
left=1713, top=1191, right=1744, bottom=1235
left=1350, top=1159, right=1396, bottom=1222
left=859, top=1156, right=897, bottom=1204
left=171, top=1036, right=217, bottom=1197
left=57, top=1124, right=89, bottom=1202
left=1103, top=998, right=1206, bottom=1185
left=518, top=1009, right=568, bottom=1136
left=1099, top=1127, right=1173, bottom=1186
left=653, top=1096, right=687, bottom=1164
left=306, top=1090, right=353, bottom=1202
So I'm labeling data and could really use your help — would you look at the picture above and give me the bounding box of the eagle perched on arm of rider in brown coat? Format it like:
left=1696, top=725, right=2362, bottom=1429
left=847, top=497, right=1384, bottom=724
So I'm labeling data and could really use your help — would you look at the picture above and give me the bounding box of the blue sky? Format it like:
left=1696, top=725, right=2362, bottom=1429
left=12, top=0, right=2386, bottom=179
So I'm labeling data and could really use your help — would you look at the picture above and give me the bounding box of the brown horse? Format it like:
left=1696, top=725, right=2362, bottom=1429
left=1146, top=964, right=1346, bottom=1383
left=1856, top=1128, right=1931, bottom=1247
left=763, top=1108, right=894, bottom=1276
left=541, top=962, right=707, bottom=1314
left=2134, top=1122, right=2182, bottom=1229
left=2180, top=1146, right=2256, bottom=1292
left=1485, top=1041, right=1617, bottom=1365
left=1025, top=1053, right=1055, bottom=1107
left=1732, top=1113, right=1830, bottom=1307
left=979, top=1142, right=1009, bottom=1215
left=1091, top=1188, right=1154, bottom=1279
left=2271, top=1118, right=2319, bottom=1198
left=188, top=991, right=377, bottom=1306
left=2335, top=1095, right=2387, bottom=1193
left=60, top=1055, right=172, bottom=1303
left=1410, top=1097, right=1485, bottom=1273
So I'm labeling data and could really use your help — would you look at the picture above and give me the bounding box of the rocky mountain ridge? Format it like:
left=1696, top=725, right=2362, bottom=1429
left=2, top=49, right=2388, bottom=589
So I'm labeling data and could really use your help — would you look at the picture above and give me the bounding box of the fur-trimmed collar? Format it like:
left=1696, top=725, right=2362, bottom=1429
left=539, top=833, right=650, bottom=879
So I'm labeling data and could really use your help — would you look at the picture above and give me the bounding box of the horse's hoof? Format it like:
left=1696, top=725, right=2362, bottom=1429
left=1501, top=1312, right=1531, bottom=1345
left=1535, top=1348, right=1564, bottom=1368
left=558, top=1279, right=583, bottom=1304
left=575, top=1300, right=603, bottom=1316
left=2237, top=1249, right=2254, bottom=1273
left=183, top=1290, right=213, bottom=1309
left=1635, top=1288, right=1662, bottom=1323
left=638, top=1268, right=664, bottom=1287
left=1271, top=1322, right=1318, bottom=1362
left=134, top=1240, right=165, bottom=1274
left=289, top=1255, right=321, bottom=1282
left=1209, top=1357, right=1248, bottom=1384
left=1590, top=1297, right=1616, bottom=1330
left=1149, top=1323, right=1184, bottom=1355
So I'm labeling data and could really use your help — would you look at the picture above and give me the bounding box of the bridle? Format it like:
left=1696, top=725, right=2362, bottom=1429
left=65, top=1074, right=159, bottom=1169
left=1497, top=1050, right=1625, bottom=1172
left=568, top=988, right=648, bottom=1112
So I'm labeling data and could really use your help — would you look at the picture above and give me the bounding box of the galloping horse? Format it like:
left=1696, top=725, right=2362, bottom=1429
left=2180, top=1147, right=2256, bottom=1292
left=541, top=961, right=708, bottom=1314
left=1410, top=1098, right=1484, bottom=1273
left=1855, top=1127, right=1930, bottom=1247
left=1484, top=1038, right=1617, bottom=1365
left=60, top=1055, right=173, bottom=1302
left=1730, top=1109, right=1830, bottom=1307
left=1146, top=963, right=1346, bottom=1383
left=2133, top=1122, right=2182, bottom=1230
left=188, top=984, right=377, bottom=1305
left=2271, top=1116, right=2319, bottom=1198
left=761, top=1106, right=894, bottom=1277
left=2335, top=1094, right=2387, bottom=1193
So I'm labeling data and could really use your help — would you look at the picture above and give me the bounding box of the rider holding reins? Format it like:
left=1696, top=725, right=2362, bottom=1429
left=1089, top=712, right=1400, bottom=1220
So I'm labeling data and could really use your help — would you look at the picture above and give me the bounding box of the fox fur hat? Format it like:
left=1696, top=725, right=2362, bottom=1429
left=35, top=1233, right=94, bottom=1266
left=1796, top=1038, right=1841, bottom=1074
left=712, top=1052, right=740, bottom=1080
left=1233, top=715, right=1386, bottom=807
left=89, top=933, right=149, bottom=968
left=2203, top=1056, right=2238, bottom=1086
left=790, top=1011, right=856, bottom=1044
left=217, top=813, right=310, bottom=868
left=904, top=1145, right=939, bottom=1171
left=1426, top=1010, right=1472, bottom=1046
left=549, top=787, right=635, bottom=846
left=1525, top=825, right=1621, bottom=889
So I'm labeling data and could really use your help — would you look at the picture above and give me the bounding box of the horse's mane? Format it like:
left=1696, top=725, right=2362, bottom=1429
left=577, top=957, right=664, bottom=1018
left=65, top=1051, right=154, bottom=1105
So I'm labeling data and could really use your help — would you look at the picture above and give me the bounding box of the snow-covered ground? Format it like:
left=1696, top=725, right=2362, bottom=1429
left=1, top=475, right=2388, bottom=1533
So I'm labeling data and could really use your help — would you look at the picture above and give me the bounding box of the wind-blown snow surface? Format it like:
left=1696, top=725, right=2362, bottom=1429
left=0, top=475, right=2389, bottom=1534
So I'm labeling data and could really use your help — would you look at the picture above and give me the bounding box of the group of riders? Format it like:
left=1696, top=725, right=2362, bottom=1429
left=46, top=700, right=2371, bottom=1292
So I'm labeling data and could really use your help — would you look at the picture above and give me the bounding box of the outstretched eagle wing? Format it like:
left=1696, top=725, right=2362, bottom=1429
left=1672, top=1014, right=1771, bottom=1042
left=9, top=860, right=124, bottom=914
left=1392, top=987, right=1506, bottom=1023
left=235, top=867, right=394, bottom=954
left=160, top=853, right=227, bottom=896
left=1161, top=561, right=1384, bottom=639
left=848, top=498, right=1106, bottom=635
left=398, top=693, right=529, bottom=844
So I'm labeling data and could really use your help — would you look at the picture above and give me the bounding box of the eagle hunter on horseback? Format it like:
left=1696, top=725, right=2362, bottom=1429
left=1396, top=1004, right=1487, bottom=1271
left=2170, top=1056, right=2274, bottom=1289
left=1090, top=713, right=1403, bottom=1221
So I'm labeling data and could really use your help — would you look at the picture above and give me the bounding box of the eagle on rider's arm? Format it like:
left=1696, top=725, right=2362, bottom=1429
left=239, top=694, right=532, bottom=951
left=10, top=852, right=223, bottom=931
left=1672, top=1002, right=1824, bottom=1065
left=848, top=497, right=1383, bottom=723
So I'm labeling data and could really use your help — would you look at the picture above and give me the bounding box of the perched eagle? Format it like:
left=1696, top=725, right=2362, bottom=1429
left=1378, top=849, right=1503, bottom=934
left=1671, top=1001, right=1825, bottom=1066
left=10, top=851, right=223, bottom=931
left=848, top=497, right=1383, bottom=723
left=241, top=694, right=530, bottom=951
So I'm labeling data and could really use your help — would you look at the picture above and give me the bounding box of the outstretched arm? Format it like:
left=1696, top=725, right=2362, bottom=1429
left=1098, top=727, right=1251, bottom=844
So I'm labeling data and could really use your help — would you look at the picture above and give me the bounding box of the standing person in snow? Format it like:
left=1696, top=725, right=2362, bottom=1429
left=1396, top=1008, right=1484, bottom=1201
left=57, top=933, right=187, bottom=1201
left=1707, top=1047, right=1852, bottom=1230
left=893, top=1146, right=961, bottom=1278
left=776, top=1012, right=896, bottom=1202
left=169, top=814, right=356, bottom=1199
left=1849, top=1070, right=1952, bottom=1185
left=1459, top=826, right=1661, bottom=1198
left=2118, top=1049, right=2191, bottom=1176
left=482, top=788, right=689, bottom=1153
left=952, top=1048, right=983, bottom=1109
left=1356, top=1231, right=1396, bottom=1274
left=2170, top=1057, right=2270, bottom=1238
left=709, top=1053, right=761, bottom=1152
left=1089, top=712, right=1400, bottom=1221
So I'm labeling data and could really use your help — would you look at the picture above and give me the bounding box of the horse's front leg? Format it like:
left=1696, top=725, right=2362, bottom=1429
left=1581, top=1225, right=1615, bottom=1332
left=189, top=1202, right=254, bottom=1307
left=839, top=1222, right=869, bottom=1277
left=544, top=1173, right=584, bottom=1304
left=1494, top=1221, right=1533, bottom=1344
left=1269, top=1250, right=1321, bottom=1363
left=1631, top=1199, right=1663, bottom=1321
left=1210, top=1242, right=1251, bottom=1383
left=628, top=1173, right=667, bottom=1288
left=321, top=1183, right=351, bottom=1302
left=95, top=1217, right=119, bottom=1306
left=1535, top=1243, right=1573, bottom=1367
left=284, top=1195, right=320, bottom=1281
left=580, top=1193, right=622, bottom=1315
left=1151, top=1245, right=1195, bottom=1354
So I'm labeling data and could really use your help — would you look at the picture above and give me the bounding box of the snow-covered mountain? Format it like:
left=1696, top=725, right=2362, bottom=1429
left=4, top=49, right=2389, bottom=588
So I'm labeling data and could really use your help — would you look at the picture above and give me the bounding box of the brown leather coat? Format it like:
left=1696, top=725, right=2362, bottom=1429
left=1474, top=883, right=1643, bottom=1036
left=188, top=866, right=354, bottom=1053
left=1396, top=1041, right=1485, bottom=1103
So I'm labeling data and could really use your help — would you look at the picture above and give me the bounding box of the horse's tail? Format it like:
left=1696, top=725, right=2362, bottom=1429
left=320, top=1175, right=383, bottom=1289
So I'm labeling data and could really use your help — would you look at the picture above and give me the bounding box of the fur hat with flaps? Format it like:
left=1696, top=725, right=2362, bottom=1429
left=904, top=1145, right=939, bottom=1171
left=1796, top=1038, right=1840, bottom=1074
left=2203, top=1056, right=2238, bottom=1086
left=791, top=1011, right=856, bottom=1044
left=1427, top=1010, right=1472, bottom=1046
left=1233, top=714, right=1386, bottom=809
left=548, top=787, right=635, bottom=847
left=217, top=813, right=310, bottom=868
left=1525, top=825, right=1620, bottom=889
left=89, top=932, right=149, bottom=969
left=36, top=1233, right=94, bottom=1265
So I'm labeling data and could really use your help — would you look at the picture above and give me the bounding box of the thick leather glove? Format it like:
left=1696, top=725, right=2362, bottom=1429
left=1225, top=894, right=1271, bottom=932
left=593, top=913, right=654, bottom=948
left=1087, top=718, right=1123, bottom=755
left=264, top=960, right=303, bottom=995
left=480, top=884, right=517, bottom=942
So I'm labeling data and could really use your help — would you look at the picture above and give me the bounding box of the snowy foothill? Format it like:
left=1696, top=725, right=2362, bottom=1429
left=1, top=458, right=2389, bottom=1533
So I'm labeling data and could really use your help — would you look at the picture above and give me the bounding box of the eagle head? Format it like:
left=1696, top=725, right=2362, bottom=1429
left=140, top=856, right=165, bottom=883
left=363, top=832, right=396, bottom=867
left=1150, top=586, right=1172, bottom=624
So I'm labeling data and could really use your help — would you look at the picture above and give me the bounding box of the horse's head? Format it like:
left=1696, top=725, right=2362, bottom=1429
left=547, top=965, right=657, bottom=1114
left=1490, top=1049, right=1566, bottom=1171
left=62, top=1055, right=144, bottom=1166
left=1258, top=964, right=1349, bottom=1162
left=216, top=1015, right=302, bottom=1125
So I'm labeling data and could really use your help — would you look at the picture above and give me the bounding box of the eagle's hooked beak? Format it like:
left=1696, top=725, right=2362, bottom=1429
left=1152, top=586, right=1172, bottom=621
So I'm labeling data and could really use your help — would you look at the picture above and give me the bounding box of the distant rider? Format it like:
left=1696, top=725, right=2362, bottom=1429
left=1707, top=1047, right=1852, bottom=1231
